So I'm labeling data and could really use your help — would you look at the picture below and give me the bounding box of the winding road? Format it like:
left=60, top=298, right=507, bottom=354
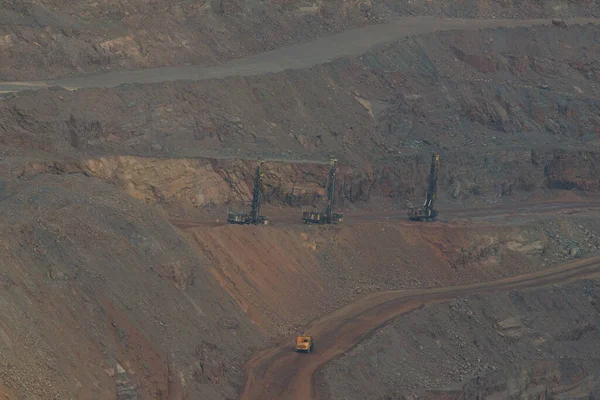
left=1, top=17, right=598, bottom=94
left=240, top=254, right=600, bottom=400
left=2, top=11, right=597, bottom=398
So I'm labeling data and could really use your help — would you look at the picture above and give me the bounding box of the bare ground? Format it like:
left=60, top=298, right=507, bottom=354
left=240, top=256, right=600, bottom=400
left=319, top=279, right=600, bottom=399
left=0, top=1, right=600, bottom=399
left=0, top=174, right=263, bottom=399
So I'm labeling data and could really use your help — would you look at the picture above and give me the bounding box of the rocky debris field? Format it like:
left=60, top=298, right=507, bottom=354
left=313, top=213, right=600, bottom=308
left=319, top=279, right=600, bottom=399
left=0, top=173, right=263, bottom=399
left=543, top=218, right=600, bottom=261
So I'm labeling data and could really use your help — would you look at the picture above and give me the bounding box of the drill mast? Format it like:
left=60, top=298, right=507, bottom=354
left=227, top=160, right=269, bottom=225
left=423, top=152, right=439, bottom=209
left=302, top=158, right=343, bottom=224
left=249, top=163, right=263, bottom=222
left=324, top=158, right=337, bottom=221
left=408, top=152, right=440, bottom=221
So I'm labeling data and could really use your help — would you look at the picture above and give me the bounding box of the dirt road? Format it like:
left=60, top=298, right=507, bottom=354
left=169, top=200, right=600, bottom=229
left=240, top=254, right=600, bottom=400
left=1, top=17, right=598, bottom=93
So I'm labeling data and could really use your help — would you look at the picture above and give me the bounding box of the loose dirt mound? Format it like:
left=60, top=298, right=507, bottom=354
left=0, top=174, right=262, bottom=399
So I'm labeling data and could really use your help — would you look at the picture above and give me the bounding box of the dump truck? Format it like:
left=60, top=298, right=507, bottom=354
left=295, top=334, right=314, bottom=353
left=227, top=161, right=269, bottom=225
left=302, top=158, right=343, bottom=224
left=408, top=152, right=440, bottom=221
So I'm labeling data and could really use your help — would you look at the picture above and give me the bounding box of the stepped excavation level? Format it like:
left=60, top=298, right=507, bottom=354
left=0, top=2, right=599, bottom=400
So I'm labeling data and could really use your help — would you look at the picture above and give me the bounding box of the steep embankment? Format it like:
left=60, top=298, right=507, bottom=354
left=319, top=279, right=600, bottom=399
left=13, top=149, right=600, bottom=213
left=0, top=173, right=262, bottom=399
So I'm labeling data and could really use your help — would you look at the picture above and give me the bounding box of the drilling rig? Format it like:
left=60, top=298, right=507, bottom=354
left=302, top=158, right=343, bottom=224
left=408, top=152, right=440, bottom=221
left=227, top=161, right=269, bottom=225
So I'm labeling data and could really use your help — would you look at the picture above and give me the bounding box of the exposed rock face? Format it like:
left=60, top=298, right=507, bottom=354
left=11, top=146, right=600, bottom=214
left=544, top=150, right=600, bottom=191
left=115, top=363, right=138, bottom=400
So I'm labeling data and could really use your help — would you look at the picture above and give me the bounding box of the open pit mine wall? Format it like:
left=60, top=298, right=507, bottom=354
left=19, top=148, right=600, bottom=209
left=4, top=0, right=598, bottom=81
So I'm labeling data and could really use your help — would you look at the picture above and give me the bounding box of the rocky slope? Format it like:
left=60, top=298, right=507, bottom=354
left=2, top=24, right=600, bottom=216
left=0, top=2, right=599, bottom=400
left=2, top=24, right=599, bottom=163
left=0, top=173, right=263, bottom=399
left=319, top=279, right=600, bottom=399
left=2, top=152, right=598, bottom=398
left=1, top=0, right=598, bottom=80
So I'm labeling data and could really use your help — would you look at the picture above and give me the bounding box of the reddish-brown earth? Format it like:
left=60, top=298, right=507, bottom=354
left=240, top=256, right=600, bottom=400
left=1, top=1, right=600, bottom=399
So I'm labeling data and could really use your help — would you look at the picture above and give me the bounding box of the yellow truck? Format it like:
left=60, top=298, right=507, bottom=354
left=295, top=334, right=314, bottom=353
